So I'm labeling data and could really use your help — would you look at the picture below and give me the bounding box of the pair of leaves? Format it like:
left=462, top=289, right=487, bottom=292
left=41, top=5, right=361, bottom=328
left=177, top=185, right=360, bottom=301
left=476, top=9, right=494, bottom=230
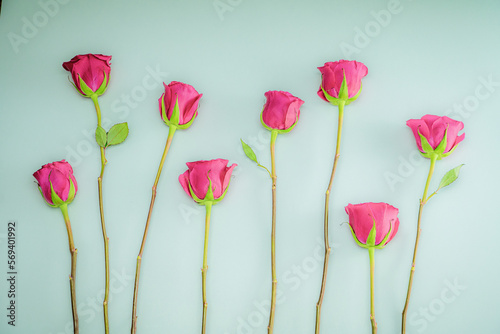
left=95, top=122, right=129, bottom=148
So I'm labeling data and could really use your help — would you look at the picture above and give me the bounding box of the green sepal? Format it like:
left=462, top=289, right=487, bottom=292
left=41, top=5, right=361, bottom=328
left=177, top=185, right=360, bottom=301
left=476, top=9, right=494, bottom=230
left=170, top=97, right=180, bottom=126
left=434, top=128, right=449, bottom=157
left=373, top=222, right=393, bottom=250
left=418, top=128, right=453, bottom=160
left=321, top=86, right=343, bottom=106
left=107, top=122, right=129, bottom=146
left=321, top=70, right=362, bottom=106
left=176, top=111, right=197, bottom=130
left=345, top=83, right=362, bottom=105
left=213, top=179, right=231, bottom=204
left=78, top=74, right=96, bottom=97
left=241, top=139, right=258, bottom=164
left=50, top=181, right=65, bottom=207
left=441, top=145, right=457, bottom=159
left=203, top=175, right=215, bottom=203
left=188, top=173, right=232, bottom=206
left=260, top=112, right=299, bottom=134
left=418, top=130, right=435, bottom=159
left=348, top=220, right=393, bottom=250
left=187, top=174, right=215, bottom=206
left=95, top=125, right=107, bottom=148
left=94, top=71, right=108, bottom=96
left=69, top=78, right=87, bottom=97
left=161, top=95, right=195, bottom=130
left=38, top=187, right=58, bottom=208
left=161, top=94, right=169, bottom=125
left=348, top=224, right=370, bottom=249
left=66, top=178, right=76, bottom=204
left=337, top=70, right=349, bottom=101
left=187, top=181, right=203, bottom=204
left=260, top=109, right=273, bottom=131
left=365, top=218, right=377, bottom=247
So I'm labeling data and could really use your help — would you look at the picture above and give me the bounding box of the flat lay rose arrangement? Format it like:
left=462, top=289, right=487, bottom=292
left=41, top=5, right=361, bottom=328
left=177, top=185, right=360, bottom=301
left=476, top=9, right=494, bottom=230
left=33, top=54, right=465, bottom=334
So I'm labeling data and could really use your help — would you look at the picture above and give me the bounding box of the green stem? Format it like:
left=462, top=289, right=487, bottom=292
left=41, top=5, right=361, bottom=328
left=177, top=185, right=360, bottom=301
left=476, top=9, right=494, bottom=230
left=401, top=154, right=437, bottom=333
left=268, top=129, right=278, bottom=334
left=91, top=95, right=110, bottom=334
left=131, top=126, right=176, bottom=334
left=60, top=204, right=79, bottom=334
left=201, top=202, right=212, bottom=334
left=369, top=247, right=377, bottom=334
left=315, top=101, right=345, bottom=334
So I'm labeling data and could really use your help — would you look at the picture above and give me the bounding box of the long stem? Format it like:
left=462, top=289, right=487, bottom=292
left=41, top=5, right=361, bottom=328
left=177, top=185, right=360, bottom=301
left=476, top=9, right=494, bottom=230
left=368, top=247, right=377, bottom=334
left=60, top=204, right=79, bottom=334
left=92, top=95, right=110, bottom=334
left=201, top=202, right=212, bottom=334
left=401, top=154, right=437, bottom=333
left=131, top=126, right=176, bottom=334
left=315, top=101, right=345, bottom=334
left=268, top=130, right=278, bottom=334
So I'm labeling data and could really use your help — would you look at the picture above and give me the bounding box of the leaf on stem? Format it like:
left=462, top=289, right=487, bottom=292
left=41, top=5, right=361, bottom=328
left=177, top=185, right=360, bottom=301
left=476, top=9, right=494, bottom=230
left=241, top=139, right=258, bottom=164
left=107, top=122, right=129, bottom=146
left=436, top=164, right=464, bottom=192
left=95, top=125, right=107, bottom=147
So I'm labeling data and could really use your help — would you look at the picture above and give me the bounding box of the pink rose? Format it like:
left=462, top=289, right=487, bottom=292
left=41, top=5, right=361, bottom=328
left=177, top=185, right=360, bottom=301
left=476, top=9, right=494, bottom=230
left=63, top=54, right=112, bottom=97
left=261, top=91, right=304, bottom=132
left=345, top=202, right=399, bottom=248
left=159, top=81, right=202, bottom=129
left=406, top=114, right=465, bottom=159
left=179, top=159, right=237, bottom=204
left=33, top=160, right=78, bottom=207
left=317, top=60, right=368, bottom=104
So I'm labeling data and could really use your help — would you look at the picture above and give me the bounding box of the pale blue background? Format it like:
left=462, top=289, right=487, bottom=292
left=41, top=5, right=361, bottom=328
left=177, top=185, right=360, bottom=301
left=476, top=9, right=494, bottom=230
left=1, top=0, right=499, bottom=333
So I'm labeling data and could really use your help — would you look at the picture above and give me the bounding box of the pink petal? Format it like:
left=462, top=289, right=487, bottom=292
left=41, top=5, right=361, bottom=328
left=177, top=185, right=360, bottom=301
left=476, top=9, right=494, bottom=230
left=178, top=170, right=193, bottom=199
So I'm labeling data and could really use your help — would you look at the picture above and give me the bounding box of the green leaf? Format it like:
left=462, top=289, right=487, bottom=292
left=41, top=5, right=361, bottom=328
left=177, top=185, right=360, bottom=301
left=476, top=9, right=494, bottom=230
left=95, top=126, right=107, bottom=147
left=241, top=139, right=258, bottom=164
left=107, top=122, right=129, bottom=146
left=437, top=164, right=464, bottom=192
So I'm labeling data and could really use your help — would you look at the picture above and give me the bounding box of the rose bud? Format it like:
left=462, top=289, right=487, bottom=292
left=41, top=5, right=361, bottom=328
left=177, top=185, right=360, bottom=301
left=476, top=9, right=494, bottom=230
left=317, top=60, right=368, bottom=105
left=260, top=90, right=304, bottom=133
left=159, top=81, right=203, bottom=129
left=406, top=114, right=465, bottom=159
left=33, top=160, right=78, bottom=208
left=345, top=202, right=399, bottom=249
left=179, top=159, right=237, bottom=205
left=62, top=53, right=112, bottom=98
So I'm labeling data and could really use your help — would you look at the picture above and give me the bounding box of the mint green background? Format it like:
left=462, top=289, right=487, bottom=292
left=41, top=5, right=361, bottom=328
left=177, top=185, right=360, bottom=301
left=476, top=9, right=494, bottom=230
left=1, top=0, right=499, bottom=333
